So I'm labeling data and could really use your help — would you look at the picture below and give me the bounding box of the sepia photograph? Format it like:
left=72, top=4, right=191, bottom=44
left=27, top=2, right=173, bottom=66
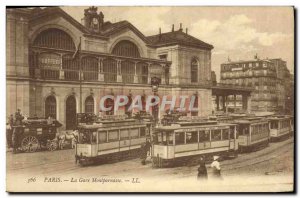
left=5, top=5, right=295, bottom=192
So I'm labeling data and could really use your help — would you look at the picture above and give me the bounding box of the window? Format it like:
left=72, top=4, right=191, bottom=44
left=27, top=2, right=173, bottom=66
left=79, top=131, right=91, bottom=144
left=191, top=59, right=198, bottom=83
left=108, top=130, right=119, bottom=141
left=140, top=127, right=146, bottom=137
left=136, top=62, right=148, bottom=84
left=45, top=95, right=56, bottom=119
left=270, top=121, right=278, bottom=129
left=85, top=96, right=94, bottom=114
left=175, top=132, right=185, bottom=145
left=82, top=56, right=98, bottom=81
left=62, top=55, right=79, bottom=80
left=211, top=129, right=221, bottom=141
left=186, top=131, right=198, bottom=144
left=98, top=131, right=107, bottom=143
left=91, top=132, right=97, bottom=144
left=103, top=58, right=117, bottom=82
left=230, top=126, right=235, bottom=139
left=130, top=128, right=139, bottom=139
left=199, top=130, right=210, bottom=142
left=159, top=54, right=167, bottom=61
left=121, top=60, right=135, bottom=83
left=120, top=129, right=129, bottom=140
left=112, top=40, right=140, bottom=58
left=222, top=129, right=229, bottom=140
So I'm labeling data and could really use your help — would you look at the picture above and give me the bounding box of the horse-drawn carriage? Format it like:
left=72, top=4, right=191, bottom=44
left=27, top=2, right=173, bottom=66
left=12, top=118, right=62, bottom=152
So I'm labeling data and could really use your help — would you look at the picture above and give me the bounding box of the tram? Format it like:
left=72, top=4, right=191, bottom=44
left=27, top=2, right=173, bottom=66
left=233, top=117, right=270, bottom=152
left=75, top=115, right=150, bottom=165
left=152, top=121, right=238, bottom=167
left=268, top=115, right=293, bottom=141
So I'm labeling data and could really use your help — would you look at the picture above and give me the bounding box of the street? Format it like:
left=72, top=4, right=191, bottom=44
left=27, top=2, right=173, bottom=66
left=7, top=138, right=294, bottom=192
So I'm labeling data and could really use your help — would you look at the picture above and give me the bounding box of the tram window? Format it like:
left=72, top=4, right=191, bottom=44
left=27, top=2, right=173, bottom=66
left=120, top=129, right=129, bottom=140
left=270, top=121, right=278, bottom=129
left=130, top=128, right=139, bottom=139
left=108, top=130, right=119, bottom=141
left=175, top=132, right=185, bottom=145
left=199, top=130, right=210, bottom=142
left=222, top=129, right=229, bottom=140
left=211, top=129, right=221, bottom=141
left=98, top=132, right=107, bottom=143
left=186, top=131, right=198, bottom=144
left=91, top=132, right=97, bottom=144
left=168, top=132, right=174, bottom=145
left=79, top=132, right=90, bottom=144
left=140, top=127, right=146, bottom=137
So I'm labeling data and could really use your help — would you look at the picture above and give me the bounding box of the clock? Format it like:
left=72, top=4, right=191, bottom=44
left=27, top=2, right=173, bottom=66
left=92, top=17, right=98, bottom=25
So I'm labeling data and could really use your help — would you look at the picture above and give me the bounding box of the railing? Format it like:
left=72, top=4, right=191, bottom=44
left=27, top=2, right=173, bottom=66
left=41, top=69, right=59, bottom=79
left=103, top=72, right=117, bottom=83
left=64, top=70, right=79, bottom=81
left=83, top=71, right=98, bottom=81
left=122, top=74, right=134, bottom=84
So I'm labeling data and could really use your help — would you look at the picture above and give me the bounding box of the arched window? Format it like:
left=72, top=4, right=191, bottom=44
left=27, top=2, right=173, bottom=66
left=104, top=98, right=114, bottom=115
left=103, top=58, right=117, bottom=82
left=191, top=59, right=198, bottom=83
left=33, top=28, right=75, bottom=50
left=112, top=40, right=140, bottom=58
left=85, top=96, right=94, bottom=114
left=45, top=95, right=56, bottom=119
left=82, top=56, right=98, bottom=81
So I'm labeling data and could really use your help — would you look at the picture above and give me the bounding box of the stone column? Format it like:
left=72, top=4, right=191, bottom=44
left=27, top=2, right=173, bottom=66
left=98, top=57, right=104, bottom=82
left=222, top=95, right=226, bottom=112
left=133, top=62, right=138, bottom=83
left=117, top=59, right=122, bottom=83
left=59, top=53, right=64, bottom=80
left=216, top=95, right=220, bottom=111
left=233, top=94, right=236, bottom=112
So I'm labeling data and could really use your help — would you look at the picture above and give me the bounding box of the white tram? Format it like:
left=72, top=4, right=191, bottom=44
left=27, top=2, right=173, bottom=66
left=233, top=117, right=270, bottom=152
left=268, top=115, right=293, bottom=141
left=152, top=121, right=238, bottom=167
left=75, top=116, right=150, bottom=165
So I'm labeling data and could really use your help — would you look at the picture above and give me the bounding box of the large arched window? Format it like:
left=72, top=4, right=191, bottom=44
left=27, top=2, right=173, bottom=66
left=112, top=40, right=140, bottom=58
left=191, top=59, right=198, bottom=83
left=45, top=95, right=56, bottom=119
left=62, top=55, right=80, bottom=80
left=85, top=96, right=94, bottom=114
left=33, top=28, right=75, bottom=50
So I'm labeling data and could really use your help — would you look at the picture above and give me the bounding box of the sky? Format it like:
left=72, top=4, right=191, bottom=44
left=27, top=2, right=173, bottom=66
left=62, top=6, right=294, bottom=80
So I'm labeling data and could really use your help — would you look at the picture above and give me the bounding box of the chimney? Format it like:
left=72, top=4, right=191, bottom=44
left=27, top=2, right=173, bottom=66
left=186, top=28, right=188, bottom=34
left=159, top=28, right=162, bottom=40
left=179, top=23, right=183, bottom=31
left=172, top=24, right=174, bottom=32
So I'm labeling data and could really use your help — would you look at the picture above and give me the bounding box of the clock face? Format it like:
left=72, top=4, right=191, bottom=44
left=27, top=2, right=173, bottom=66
left=92, top=18, right=98, bottom=25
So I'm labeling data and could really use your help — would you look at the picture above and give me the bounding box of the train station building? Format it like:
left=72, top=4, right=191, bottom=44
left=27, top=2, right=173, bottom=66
left=6, top=6, right=218, bottom=130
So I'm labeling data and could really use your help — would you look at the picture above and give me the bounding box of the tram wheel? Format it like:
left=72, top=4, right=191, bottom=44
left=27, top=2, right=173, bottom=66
left=46, top=140, right=58, bottom=151
left=21, top=136, right=39, bottom=152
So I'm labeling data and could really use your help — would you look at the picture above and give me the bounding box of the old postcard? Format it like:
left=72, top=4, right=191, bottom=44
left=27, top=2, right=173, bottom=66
left=6, top=6, right=294, bottom=192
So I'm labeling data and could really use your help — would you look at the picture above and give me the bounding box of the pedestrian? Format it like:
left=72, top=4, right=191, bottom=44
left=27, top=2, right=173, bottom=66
left=13, top=109, right=24, bottom=153
left=211, top=156, right=222, bottom=180
left=197, top=156, right=208, bottom=180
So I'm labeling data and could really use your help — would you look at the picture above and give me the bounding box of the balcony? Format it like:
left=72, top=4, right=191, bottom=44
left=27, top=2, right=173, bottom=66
left=29, top=49, right=171, bottom=85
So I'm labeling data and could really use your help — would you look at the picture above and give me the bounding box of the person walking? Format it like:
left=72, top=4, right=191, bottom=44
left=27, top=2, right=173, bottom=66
left=12, top=109, right=24, bottom=153
left=211, top=156, right=222, bottom=180
left=197, top=156, right=208, bottom=180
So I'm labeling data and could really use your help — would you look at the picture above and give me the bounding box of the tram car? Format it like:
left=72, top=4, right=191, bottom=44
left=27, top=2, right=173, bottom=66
left=233, top=117, right=270, bottom=152
left=152, top=121, right=238, bottom=167
left=75, top=115, right=150, bottom=166
left=12, top=117, right=62, bottom=152
left=268, top=115, right=293, bottom=141
left=161, top=111, right=187, bottom=126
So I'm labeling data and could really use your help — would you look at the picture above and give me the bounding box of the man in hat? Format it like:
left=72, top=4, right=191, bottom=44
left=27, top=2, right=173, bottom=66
left=211, top=156, right=222, bottom=179
left=197, top=156, right=208, bottom=180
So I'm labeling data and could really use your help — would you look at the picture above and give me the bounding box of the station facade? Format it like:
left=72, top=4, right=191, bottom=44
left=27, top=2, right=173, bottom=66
left=6, top=7, right=214, bottom=130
